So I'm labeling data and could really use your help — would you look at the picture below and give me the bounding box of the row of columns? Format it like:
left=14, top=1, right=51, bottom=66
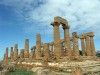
left=52, top=17, right=96, bottom=60
left=3, top=17, right=96, bottom=63
left=4, top=39, right=30, bottom=63
left=80, top=32, right=96, bottom=56
left=4, top=32, right=96, bottom=64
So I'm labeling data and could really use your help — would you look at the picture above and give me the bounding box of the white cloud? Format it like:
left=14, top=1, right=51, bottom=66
left=28, top=0, right=100, bottom=38
left=0, top=0, right=100, bottom=39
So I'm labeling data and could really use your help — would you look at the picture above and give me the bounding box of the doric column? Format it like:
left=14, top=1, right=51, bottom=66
left=63, top=25, right=71, bottom=57
left=49, top=43, right=54, bottom=58
left=52, top=21, right=61, bottom=59
left=20, top=49, right=24, bottom=59
left=80, top=34, right=86, bottom=56
left=33, top=46, right=36, bottom=59
left=43, top=43, right=49, bottom=61
left=51, top=44, right=54, bottom=52
left=72, top=32, right=79, bottom=57
left=24, top=39, right=29, bottom=58
left=36, top=33, right=41, bottom=60
left=10, top=47, right=14, bottom=62
left=19, top=49, right=24, bottom=64
left=14, top=44, right=18, bottom=61
left=90, top=36, right=96, bottom=56
left=85, top=33, right=92, bottom=56
left=4, top=47, right=9, bottom=65
left=87, top=32, right=96, bottom=56
left=29, top=49, right=34, bottom=60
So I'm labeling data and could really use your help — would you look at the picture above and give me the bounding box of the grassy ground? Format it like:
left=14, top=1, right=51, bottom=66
left=8, top=68, right=36, bottom=75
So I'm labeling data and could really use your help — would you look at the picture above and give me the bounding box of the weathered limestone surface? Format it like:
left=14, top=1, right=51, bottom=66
left=85, top=33, right=92, bottom=56
left=71, top=67, right=83, bottom=75
left=43, top=43, right=50, bottom=61
left=13, top=44, right=18, bottom=61
left=52, top=22, right=61, bottom=59
left=80, top=34, right=86, bottom=56
left=29, top=49, right=34, bottom=61
left=63, top=24, right=71, bottom=56
left=4, top=47, right=9, bottom=65
left=72, top=32, right=79, bottom=58
left=36, top=34, right=42, bottom=60
left=20, top=49, right=24, bottom=59
left=88, top=32, right=96, bottom=56
left=24, top=39, right=29, bottom=58
left=10, top=47, right=14, bottom=62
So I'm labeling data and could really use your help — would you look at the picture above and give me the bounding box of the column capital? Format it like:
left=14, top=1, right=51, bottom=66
left=72, top=32, right=79, bottom=38
left=62, top=24, right=70, bottom=29
left=86, top=32, right=94, bottom=37
left=80, top=34, right=85, bottom=39
left=51, top=21, right=60, bottom=27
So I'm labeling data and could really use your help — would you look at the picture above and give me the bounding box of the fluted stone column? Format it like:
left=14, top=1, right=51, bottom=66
left=29, top=49, right=34, bottom=60
left=24, top=39, right=29, bottom=58
left=52, top=21, right=61, bottom=59
left=63, top=24, right=71, bottom=55
left=41, top=43, right=44, bottom=57
left=90, top=36, right=96, bottom=56
left=14, top=44, right=18, bottom=61
left=80, top=34, right=86, bottom=56
left=10, top=47, right=14, bottom=62
left=85, top=34, right=92, bottom=56
left=19, top=49, right=24, bottom=64
left=87, top=32, right=96, bottom=56
left=72, top=32, right=79, bottom=58
left=61, top=42, right=64, bottom=56
left=51, top=44, right=54, bottom=52
left=49, top=43, right=54, bottom=58
left=4, top=47, right=9, bottom=65
left=20, top=49, right=24, bottom=59
left=33, top=46, right=36, bottom=59
left=43, top=43, right=49, bottom=61
left=36, top=34, right=41, bottom=60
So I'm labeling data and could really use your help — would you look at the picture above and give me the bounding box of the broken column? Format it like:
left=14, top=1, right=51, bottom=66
left=35, top=33, right=41, bottom=60
left=4, top=47, right=9, bottom=65
left=10, top=47, right=14, bottom=62
left=20, top=49, right=24, bottom=59
left=51, top=17, right=61, bottom=59
left=24, top=39, right=29, bottom=58
left=14, top=44, right=18, bottom=61
left=72, top=32, right=80, bottom=58
left=19, top=49, right=24, bottom=65
left=49, top=42, right=54, bottom=59
left=43, top=43, right=50, bottom=61
left=80, top=34, right=86, bottom=56
left=29, top=49, right=34, bottom=61
left=32, top=46, right=36, bottom=59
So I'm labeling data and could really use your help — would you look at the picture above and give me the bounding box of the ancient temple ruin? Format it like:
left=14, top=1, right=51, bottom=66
left=3, top=16, right=96, bottom=63
left=3, top=17, right=99, bottom=75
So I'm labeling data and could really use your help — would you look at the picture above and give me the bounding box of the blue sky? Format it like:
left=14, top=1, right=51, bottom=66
left=0, top=0, right=100, bottom=60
